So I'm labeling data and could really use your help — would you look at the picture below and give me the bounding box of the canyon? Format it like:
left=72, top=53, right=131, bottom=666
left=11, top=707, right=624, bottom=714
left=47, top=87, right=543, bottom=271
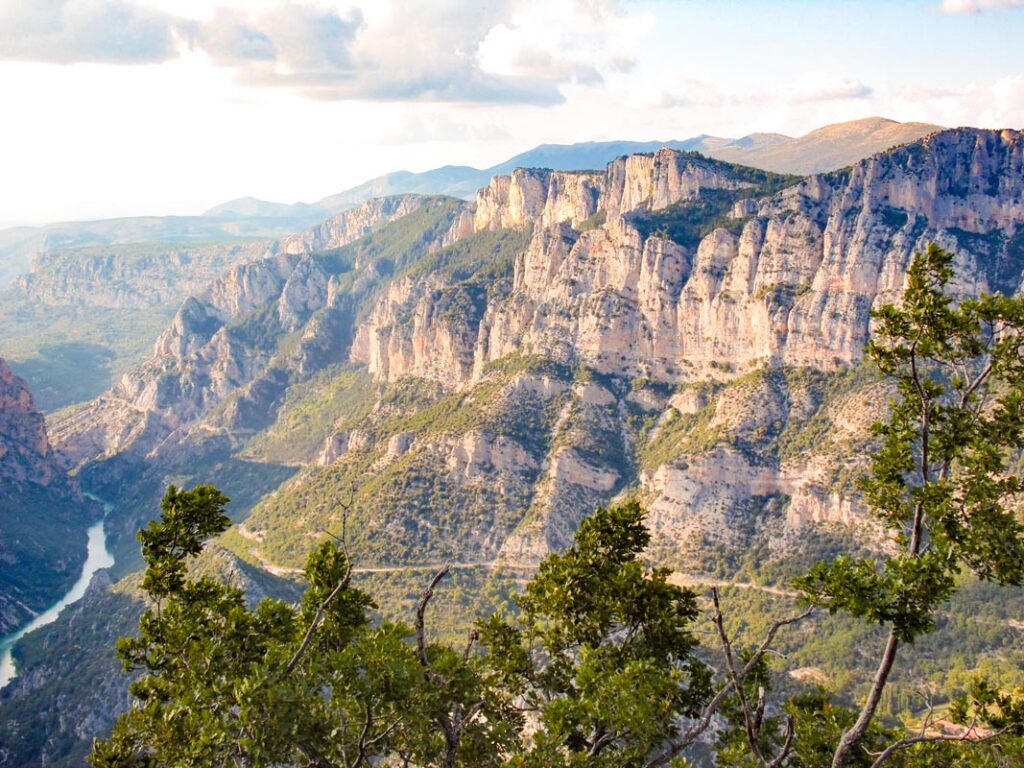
left=3, top=122, right=1024, bottom=766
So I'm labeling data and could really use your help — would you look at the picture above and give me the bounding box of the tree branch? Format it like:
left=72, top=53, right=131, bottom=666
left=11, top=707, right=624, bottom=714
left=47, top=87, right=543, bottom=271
left=285, top=563, right=353, bottom=674
left=463, top=628, right=479, bottom=661
left=711, top=588, right=800, bottom=768
left=415, top=566, right=451, bottom=672
left=352, top=701, right=373, bottom=768
left=831, top=631, right=900, bottom=768
left=643, top=595, right=815, bottom=768
left=712, top=588, right=765, bottom=764
left=867, top=724, right=1013, bottom=768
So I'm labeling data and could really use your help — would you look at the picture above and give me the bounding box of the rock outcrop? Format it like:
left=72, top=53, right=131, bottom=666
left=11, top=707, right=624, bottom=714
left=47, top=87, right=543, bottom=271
left=0, top=358, right=58, bottom=486
left=51, top=195, right=472, bottom=470
left=353, top=131, right=1024, bottom=392
left=0, top=357, right=98, bottom=634
left=277, top=195, right=425, bottom=255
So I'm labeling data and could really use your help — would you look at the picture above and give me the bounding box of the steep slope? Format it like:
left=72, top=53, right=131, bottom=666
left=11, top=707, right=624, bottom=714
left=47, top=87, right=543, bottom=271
left=0, top=195, right=438, bottom=412
left=0, top=357, right=100, bottom=634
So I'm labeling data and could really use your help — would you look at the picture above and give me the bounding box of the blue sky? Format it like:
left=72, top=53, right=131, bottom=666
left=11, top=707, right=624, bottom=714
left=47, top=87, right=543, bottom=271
left=0, top=0, right=1022, bottom=225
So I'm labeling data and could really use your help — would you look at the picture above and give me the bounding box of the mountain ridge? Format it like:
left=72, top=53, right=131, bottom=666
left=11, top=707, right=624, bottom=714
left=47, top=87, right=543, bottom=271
left=50, top=126, right=1023, bottom=570
left=202, top=117, right=941, bottom=219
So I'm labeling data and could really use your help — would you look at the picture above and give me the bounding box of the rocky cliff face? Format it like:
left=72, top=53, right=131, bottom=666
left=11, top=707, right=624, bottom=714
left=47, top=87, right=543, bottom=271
left=278, top=195, right=425, bottom=254
left=359, top=131, right=1023, bottom=392
left=473, top=150, right=761, bottom=232
left=0, top=358, right=57, bottom=485
left=50, top=195, right=472, bottom=471
left=50, top=129, right=1024, bottom=572
left=0, top=357, right=97, bottom=634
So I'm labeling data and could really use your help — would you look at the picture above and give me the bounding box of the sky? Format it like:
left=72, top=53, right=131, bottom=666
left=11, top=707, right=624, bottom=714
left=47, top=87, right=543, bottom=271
left=0, top=0, right=1023, bottom=226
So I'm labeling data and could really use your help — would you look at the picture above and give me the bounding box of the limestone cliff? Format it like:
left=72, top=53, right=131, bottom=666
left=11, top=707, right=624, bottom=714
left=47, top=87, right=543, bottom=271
left=0, top=357, right=98, bottom=634
left=50, top=128, right=1024, bottom=572
left=473, top=149, right=762, bottom=232
left=0, top=357, right=57, bottom=486
left=277, top=195, right=425, bottom=254
left=361, top=131, right=1022, bottom=389
left=50, top=196, right=472, bottom=470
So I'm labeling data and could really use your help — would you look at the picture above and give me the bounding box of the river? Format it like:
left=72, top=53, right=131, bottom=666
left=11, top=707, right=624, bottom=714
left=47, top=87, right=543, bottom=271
left=0, top=497, right=114, bottom=690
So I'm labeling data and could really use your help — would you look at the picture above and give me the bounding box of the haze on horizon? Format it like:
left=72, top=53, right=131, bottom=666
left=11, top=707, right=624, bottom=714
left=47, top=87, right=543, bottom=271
left=1, top=0, right=1023, bottom=227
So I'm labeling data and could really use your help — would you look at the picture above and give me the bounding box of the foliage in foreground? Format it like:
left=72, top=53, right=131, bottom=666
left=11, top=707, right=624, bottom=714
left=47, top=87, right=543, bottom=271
left=797, top=244, right=1024, bottom=767
left=91, top=486, right=1024, bottom=768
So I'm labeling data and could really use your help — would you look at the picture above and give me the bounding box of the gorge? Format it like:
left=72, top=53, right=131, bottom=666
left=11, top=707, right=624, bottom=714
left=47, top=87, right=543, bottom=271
left=1, top=123, right=1024, bottom=766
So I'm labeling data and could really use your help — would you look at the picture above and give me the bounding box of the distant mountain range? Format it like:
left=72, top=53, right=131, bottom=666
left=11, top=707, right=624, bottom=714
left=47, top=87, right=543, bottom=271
left=0, top=117, right=939, bottom=290
left=205, top=117, right=940, bottom=218
left=0, top=214, right=322, bottom=291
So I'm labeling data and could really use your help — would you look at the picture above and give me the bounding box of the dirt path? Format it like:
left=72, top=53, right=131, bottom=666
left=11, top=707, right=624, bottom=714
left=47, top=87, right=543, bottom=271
left=668, top=572, right=800, bottom=598
left=352, top=561, right=535, bottom=574
left=248, top=550, right=797, bottom=599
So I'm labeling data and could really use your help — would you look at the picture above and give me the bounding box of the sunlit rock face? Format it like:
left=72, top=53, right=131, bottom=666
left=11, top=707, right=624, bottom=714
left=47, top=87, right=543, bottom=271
left=51, top=129, right=1024, bottom=565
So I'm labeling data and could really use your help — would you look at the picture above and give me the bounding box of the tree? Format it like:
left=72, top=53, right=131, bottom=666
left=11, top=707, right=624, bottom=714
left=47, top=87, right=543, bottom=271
left=716, top=683, right=904, bottom=768
left=91, top=485, right=435, bottom=768
left=91, top=485, right=521, bottom=768
left=795, top=244, right=1024, bottom=767
left=478, top=501, right=713, bottom=767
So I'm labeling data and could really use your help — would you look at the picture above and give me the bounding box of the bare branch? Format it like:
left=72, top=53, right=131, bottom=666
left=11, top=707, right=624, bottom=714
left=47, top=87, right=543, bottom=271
left=413, top=566, right=462, bottom=768
left=319, top=528, right=346, bottom=546
left=464, top=700, right=487, bottom=726
left=463, top=628, right=480, bottom=661
left=587, top=728, right=619, bottom=758
left=285, top=563, right=353, bottom=674
left=296, top=741, right=340, bottom=768
left=415, top=566, right=451, bottom=671
left=339, top=488, right=355, bottom=560
left=832, top=632, right=901, bottom=768
left=711, top=589, right=799, bottom=768
left=712, top=588, right=765, bottom=764
left=765, top=716, right=796, bottom=768
left=867, top=724, right=1013, bottom=768
left=352, top=701, right=373, bottom=768
left=363, top=718, right=402, bottom=749
left=643, top=593, right=815, bottom=768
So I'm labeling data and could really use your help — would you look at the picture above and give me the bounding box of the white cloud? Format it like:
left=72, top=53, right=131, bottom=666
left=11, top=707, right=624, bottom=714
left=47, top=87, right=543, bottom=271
left=476, top=0, right=652, bottom=85
left=885, top=76, right=1024, bottom=128
left=630, top=73, right=872, bottom=110
left=765, top=74, right=872, bottom=104
left=0, top=0, right=653, bottom=104
left=0, top=0, right=178, bottom=63
left=938, top=0, right=1024, bottom=14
